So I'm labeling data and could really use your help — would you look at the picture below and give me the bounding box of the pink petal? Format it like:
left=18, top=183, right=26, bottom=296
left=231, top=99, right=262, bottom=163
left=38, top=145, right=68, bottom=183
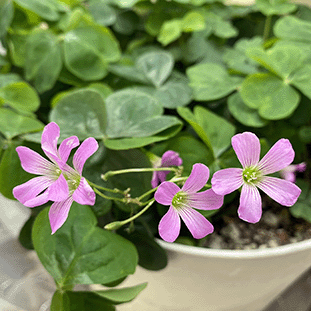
left=58, top=136, right=80, bottom=165
left=238, top=184, right=262, bottom=223
left=151, top=172, right=160, bottom=188
left=49, top=196, right=73, bottom=234
left=258, top=139, right=295, bottom=175
left=232, top=132, right=260, bottom=168
left=48, top=173, right=69, bottom=202
left=178, top=207, right=214, bottom=239
left=158, top=205, right=181, bottom=242
left=182, top=163, right=209, bottom=193
left=72, top=177, right=96, bottom=206
left=16, top=146, right=56, bottom=176
left=154, top=181, right=180, bottom=205
left=157, top=171, right=171, bottom=185
left=73, top=137, right=99, bottom=175
left=257, top=176, right=301, bottom=206
left=161, top=150, right=183, bottom=167
left=13, top=176, right=53, bottom=207
left=211, top=168, right=243, bottom=195
left=41, top=122, right=61, bottom=164
left=187, top=189, right=224, bottom=210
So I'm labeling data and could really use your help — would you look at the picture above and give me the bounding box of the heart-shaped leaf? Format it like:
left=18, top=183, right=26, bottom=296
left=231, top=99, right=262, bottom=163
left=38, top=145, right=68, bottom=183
left=186, top=63, right=243, bottom=101
left=240, top=73, right=300, bottom=120
left=50, top=89, right=107, bottom=140
left=32, top=204, right=138, bottom=287
left=63, top=26, right=121, bottom=80
left=25, top=30, right=62, bottom=93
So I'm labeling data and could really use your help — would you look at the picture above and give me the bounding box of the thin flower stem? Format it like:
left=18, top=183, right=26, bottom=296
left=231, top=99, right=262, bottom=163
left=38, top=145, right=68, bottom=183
left=263, top=15, right=272, bottom=42
left=105, top=200, right=155, bottom=230
left=87, top=180, right=125, bottom=194
left=93, top=187, right=125, bottom=203
left=101, top=167, right=179, bottom=181
left=138, top=187, right=157, bottom=201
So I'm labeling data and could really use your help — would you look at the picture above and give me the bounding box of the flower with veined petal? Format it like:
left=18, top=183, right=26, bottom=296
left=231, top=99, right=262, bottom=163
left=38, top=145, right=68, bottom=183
left=154, top=163, right=224, bottom=242
left=151, top=150, right=182, bottom=188
left=13, top=122, right=98, bottom=234
left=211, top=132, right=301, bottom=223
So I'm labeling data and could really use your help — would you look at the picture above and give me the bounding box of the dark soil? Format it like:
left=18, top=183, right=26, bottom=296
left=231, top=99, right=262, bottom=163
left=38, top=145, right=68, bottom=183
left=201, top=199, right=311, bottom=250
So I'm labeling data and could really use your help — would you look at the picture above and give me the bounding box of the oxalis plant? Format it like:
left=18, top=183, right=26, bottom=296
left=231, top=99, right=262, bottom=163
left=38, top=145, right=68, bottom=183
left=1, top=0, right=311, bottom=309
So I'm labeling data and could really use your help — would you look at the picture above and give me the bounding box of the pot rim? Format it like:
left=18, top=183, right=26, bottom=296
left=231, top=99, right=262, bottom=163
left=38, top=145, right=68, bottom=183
left=156, top=238, right=311, bottom=259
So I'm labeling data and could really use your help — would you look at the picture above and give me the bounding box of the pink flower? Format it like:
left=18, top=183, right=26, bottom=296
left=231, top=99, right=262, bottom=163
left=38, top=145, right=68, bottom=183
left=211, top=132, right=301, bottom=223
left=154, top=163, right=224, bottom=242
left=151, top=150, right=182, bottom=188
left=13, top=122, right=98, bottom=234
left=280, top=162, right=306, bottom=183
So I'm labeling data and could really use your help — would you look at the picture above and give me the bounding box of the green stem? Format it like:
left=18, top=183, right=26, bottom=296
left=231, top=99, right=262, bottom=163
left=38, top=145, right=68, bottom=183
left=138, top=187, right=157, bottom=201
left=105, top=200, right=155, bottom=230
left=93, top=187, right=125, bottom=203
left=101, top=167, right=179, bottom=181
left=263, top=15, right=272, bottom=42
left=87, top=180, right=125, bottom=194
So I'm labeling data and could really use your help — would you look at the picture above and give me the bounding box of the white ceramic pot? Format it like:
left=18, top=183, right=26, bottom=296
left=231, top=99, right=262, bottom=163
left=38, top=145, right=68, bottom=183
left=118, top=239, right=311, bottom=311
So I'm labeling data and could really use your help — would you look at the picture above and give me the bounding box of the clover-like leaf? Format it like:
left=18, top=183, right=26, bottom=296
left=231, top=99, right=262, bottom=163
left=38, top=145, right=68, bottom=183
left=32, top=204, right=138, bottom=287
left=240, top=73, right=300, bottom=120
left=105, top=89, right=181, bottom=138
left=158, top=19, right=182, bottom=46
left=227, top=92, right=267, bottom=127
left=187, top=63, right=243, bottom=101
left=50, top=89, right=107, bottom=140
left=25, top=30, right=62, bottom=93
left=256, top=0, right=296, bottom=16
left=63, top=25, right=121, bottom=80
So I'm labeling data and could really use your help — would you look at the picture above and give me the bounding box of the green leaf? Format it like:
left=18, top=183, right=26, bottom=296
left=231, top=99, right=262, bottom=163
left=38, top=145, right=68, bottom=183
left=227, top=92, right=268, bottom=128
left=186, top=63, right=243, bottom=101
left=0, top=73, right=21, bottom=88
left=0, top=107, right=44, bottom=139
left=32, top=204, right=138, bottom=287
left=89, top=1, right=117, bottom=27
left=274, top=16, right=311, bottom=42
left=136, top=51, right=174, bottom=88
left=0, top=82, right=40, bottom=113
left=0, top=141, right=32, bottom=199
left=256, top=0, right=296, bottom=16
left=50, top=89, right=107, bottom=140
left=63, top=26, right=121, bottom=80
left=113, top=11, right=139, bottom=35
left=158, top=19, right=182, bottom=46
left=0, top=0, right=14, bottom=37
left=51, top=291, right=70, bottom=311
left=105, top=89, right=181, bottom=139
left=181, top=11, right=205, bottom=32
left=240, top=73, right=300, bottom=120
left=94, top=283, right=147, bottom=304
left=14, top=0, right=62, bottom=21
left=25, top=30, right=62, bottom=93
left=18, top=214, right=36, bottom=250
left=205, top=12, right=238, bottom=39
left=193, top=106, right=236, bottom=158
left=290, top=65, right=311, bottom=100
left=121, top=231, right=167, bottom=270
left=7, top=32, right=29, bottom=67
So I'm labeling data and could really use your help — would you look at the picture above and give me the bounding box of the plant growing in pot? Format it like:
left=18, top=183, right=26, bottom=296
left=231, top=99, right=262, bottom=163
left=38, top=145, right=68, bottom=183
left=1, top=0, right=311, bottom=310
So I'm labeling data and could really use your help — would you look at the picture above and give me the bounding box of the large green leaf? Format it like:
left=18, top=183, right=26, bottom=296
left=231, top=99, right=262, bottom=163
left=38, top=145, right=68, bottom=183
left=0, top=107, right=44, bottom=139
left=89, top=0, right=117, bottom=27
left=50, top=89, right=107, bottom=140
left=240, top=73, right=300, bottom=120
left=25, top=30, right=62, bottom=93
left=0, top=81, right=40, bottom=113
left=32, top=204, right=138, bottom=287
left=227, top=93, right=267, bottom=128
left=186, top=63, right=243, bottom=101
left=63, top=26, right=121, bottom=80
left=0, top=0, right=14, bottom=37
left=290, top=65, right=311, bottom=100
left=14, top=0, right=62, bottom=21
left=104, top=89, right=182, bottom=139
left=274, top=15, right=311, bottom=42
left=256, top=0, right=296, bottom=16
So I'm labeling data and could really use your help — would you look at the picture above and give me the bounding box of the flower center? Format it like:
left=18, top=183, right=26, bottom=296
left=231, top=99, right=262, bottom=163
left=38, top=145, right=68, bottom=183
left=172, top=191, right=187, bottom=209
left=242, top=166, right=261, bottom=184
left=67, top=178, right=81, bottom=192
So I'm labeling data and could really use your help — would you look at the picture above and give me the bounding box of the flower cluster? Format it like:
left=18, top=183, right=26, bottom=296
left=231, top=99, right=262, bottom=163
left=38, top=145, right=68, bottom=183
left=13, top=122, right=98, bottom=234
left=13, top=124, right=302, bottom=242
